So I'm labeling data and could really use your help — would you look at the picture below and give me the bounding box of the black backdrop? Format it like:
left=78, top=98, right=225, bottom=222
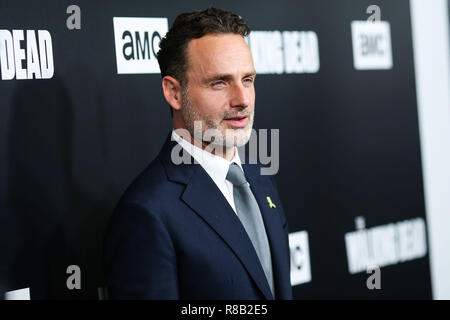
left=0, top=0, right=432, bottom=299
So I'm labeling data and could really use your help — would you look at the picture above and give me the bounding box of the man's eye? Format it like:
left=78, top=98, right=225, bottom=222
left=212, top=81, right=225, bottom=87
left=243, top=78, right=254, bottom=84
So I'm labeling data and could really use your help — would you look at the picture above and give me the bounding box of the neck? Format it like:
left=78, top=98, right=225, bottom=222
left=173, top=126, right=235, bottom=161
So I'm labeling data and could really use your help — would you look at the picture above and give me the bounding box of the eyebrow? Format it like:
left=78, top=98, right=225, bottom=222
left=204, top=71, right=256, bottom=83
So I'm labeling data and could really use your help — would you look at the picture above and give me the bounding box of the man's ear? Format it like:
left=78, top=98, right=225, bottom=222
left=162, top=76, right=183, bottom=111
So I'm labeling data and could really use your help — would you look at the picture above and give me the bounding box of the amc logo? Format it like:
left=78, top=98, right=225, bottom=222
left=113, top=17, right=168, bottom=74
left=351, top=21, right=393, bottom=70
left=289, top=230, right=312, bottom=286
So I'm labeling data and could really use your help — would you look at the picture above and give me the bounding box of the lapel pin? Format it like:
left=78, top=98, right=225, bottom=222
left=266, top=196, right=276, bottom=208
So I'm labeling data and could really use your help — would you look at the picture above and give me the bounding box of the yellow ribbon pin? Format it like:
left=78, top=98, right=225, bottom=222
left=266, top=196, right=276, bottom=208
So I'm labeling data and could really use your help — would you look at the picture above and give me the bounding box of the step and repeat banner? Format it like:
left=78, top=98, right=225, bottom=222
left=0, top=0, right=438, bottom=299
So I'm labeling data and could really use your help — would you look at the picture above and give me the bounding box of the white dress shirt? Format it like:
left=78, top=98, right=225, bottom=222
left=171, top=130, right=243, bottom=215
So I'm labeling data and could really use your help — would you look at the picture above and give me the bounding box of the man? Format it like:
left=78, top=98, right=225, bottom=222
left=103, top=7, right=292, bottom=300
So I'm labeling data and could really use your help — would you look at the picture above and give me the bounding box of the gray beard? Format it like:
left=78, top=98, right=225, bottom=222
left=180, top=88, right=253, bottom=148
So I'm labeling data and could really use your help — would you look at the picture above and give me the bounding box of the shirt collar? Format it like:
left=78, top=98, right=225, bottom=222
left=171, top=129, right=243, bottom=183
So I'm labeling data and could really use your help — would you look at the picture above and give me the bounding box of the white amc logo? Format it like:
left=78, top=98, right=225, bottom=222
left=113, top=17, right=168, bottom=74
left=289, top=230, right=312, bottom=286
left=0, top=29, right=54, bottom=80
left=351, top=21, right=393, bottom=70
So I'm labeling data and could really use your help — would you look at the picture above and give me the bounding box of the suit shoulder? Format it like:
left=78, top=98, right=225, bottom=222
left=117, top=157, right=178, bottom=212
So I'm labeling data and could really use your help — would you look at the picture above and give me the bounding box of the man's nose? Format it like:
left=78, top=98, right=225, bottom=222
left=230, top=82, right=251, bottom=108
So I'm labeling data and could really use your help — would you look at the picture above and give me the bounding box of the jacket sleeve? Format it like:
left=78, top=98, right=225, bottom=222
left=103, top=201, right=178, bottom=299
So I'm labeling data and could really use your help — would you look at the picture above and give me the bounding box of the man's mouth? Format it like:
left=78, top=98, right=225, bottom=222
left=223, top=115, right=249, bottom=128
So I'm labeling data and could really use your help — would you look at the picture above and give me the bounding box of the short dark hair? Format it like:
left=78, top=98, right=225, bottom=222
left=157, top=7, right=251, bottom=87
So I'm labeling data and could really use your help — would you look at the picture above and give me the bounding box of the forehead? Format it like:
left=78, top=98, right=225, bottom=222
left=186, top=33, right=255, bottom=78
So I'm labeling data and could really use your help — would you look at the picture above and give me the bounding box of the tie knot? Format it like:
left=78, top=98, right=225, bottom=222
left=226, top=163, right=248, bottom=187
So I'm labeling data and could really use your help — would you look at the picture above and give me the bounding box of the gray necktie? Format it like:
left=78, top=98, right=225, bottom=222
left=226, top=163, right=274, bottom=297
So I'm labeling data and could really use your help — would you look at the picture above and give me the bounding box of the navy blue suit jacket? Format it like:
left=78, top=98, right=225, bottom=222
left=103, top=134, right=292, bottom=299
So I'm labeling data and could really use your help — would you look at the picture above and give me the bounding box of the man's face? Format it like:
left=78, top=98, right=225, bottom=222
left=181, top=33, right=256, bottom=148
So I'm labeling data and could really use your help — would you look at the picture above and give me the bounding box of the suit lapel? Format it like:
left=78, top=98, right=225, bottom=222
left=182, top=168, right=273, bottom=299
left=159, top=134, right=273, bottom=300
